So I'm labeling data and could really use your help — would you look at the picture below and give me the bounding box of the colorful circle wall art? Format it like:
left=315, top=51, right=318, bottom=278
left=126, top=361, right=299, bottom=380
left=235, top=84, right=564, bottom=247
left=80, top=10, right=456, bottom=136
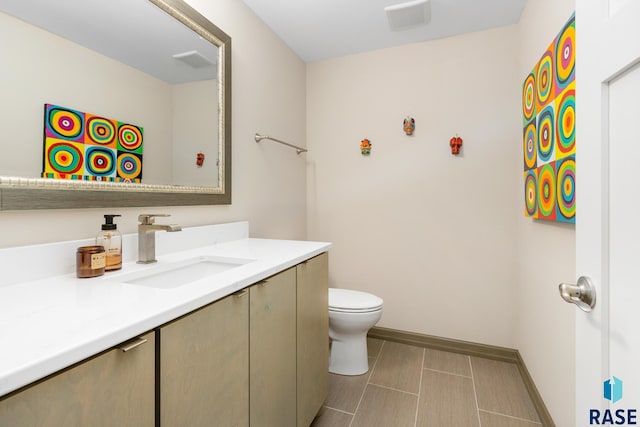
left=118, top=124, right=144, bottom=152
left=555, top=84, right=576, bottom=157
left=524, top=170, right=538, bottom=217
left=537, top=163, right=556, bottom=220
left=535, top=47, right=555, bottom=112
left=86, top=115, right=117, bottom=147
left=85, top=146, right=116, bottom=177
left=536, top=105, right=555, bottom=164
left=523, top=121, right=537, bottom=170
left=522, top=13, right=575, bottom=223
left=44, top=139, right=84, bottom=176
left=556, top=156, right=576, bottom=222
left=522, top=72, right=536, bottom=124
left=554, top=15, right=575, bottom=91
left=42, top=103, right=144, bottom=183
left=117, top=152, right=143, bottom=182
left=45, top=105, right=84, bottom=142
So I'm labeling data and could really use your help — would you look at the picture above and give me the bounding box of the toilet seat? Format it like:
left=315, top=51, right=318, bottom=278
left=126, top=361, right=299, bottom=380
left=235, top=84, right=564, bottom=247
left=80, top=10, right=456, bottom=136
left=329, top=288, right=383, bottom=313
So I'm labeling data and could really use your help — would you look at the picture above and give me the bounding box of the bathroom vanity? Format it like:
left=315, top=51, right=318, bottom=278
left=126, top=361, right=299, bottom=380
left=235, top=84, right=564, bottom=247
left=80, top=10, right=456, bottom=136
left=0, top=222, right=331, bottom=426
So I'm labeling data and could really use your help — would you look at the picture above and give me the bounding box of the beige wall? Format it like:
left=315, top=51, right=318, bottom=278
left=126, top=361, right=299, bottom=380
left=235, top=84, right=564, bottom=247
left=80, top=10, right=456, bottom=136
left=172, top=79, right=219, bottom=186
left=307, top=26, right=522, bottom=348
left=515, top=1, right=576, bottom=426
left=0, top=0, right=308, bottom=247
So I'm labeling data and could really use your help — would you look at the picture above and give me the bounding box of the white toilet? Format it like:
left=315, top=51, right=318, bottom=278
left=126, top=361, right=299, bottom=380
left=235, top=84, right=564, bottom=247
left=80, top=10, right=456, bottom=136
left=328, top=288, right=383, bottom=376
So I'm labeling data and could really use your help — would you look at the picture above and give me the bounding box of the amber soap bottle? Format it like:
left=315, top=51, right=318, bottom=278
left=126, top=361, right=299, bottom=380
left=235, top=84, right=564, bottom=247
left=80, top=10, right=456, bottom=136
left=96, top=214, right=122, bottom=271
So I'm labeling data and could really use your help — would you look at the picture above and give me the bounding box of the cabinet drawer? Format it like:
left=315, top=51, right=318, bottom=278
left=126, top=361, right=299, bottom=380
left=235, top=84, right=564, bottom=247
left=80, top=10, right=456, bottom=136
left=0, top=332, right=155, bottom=427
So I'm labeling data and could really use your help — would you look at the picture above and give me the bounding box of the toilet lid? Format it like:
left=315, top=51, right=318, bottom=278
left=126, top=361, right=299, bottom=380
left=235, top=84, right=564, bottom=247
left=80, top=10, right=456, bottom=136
left=328, top=288, right=383, bottom=312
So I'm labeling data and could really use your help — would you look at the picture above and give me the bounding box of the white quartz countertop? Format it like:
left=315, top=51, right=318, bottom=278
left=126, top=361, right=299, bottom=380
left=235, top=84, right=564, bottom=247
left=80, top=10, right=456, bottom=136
left=0, top=234, right=331, bottom=397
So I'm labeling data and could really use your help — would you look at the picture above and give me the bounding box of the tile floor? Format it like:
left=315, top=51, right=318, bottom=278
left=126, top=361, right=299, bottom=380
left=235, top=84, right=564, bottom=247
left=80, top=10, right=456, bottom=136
left=311, top=338, right=544, bottom=427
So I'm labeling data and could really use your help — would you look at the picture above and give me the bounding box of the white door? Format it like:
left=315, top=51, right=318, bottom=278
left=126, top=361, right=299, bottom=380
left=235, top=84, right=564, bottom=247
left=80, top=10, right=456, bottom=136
left=575, top=0, right=640, bottom=424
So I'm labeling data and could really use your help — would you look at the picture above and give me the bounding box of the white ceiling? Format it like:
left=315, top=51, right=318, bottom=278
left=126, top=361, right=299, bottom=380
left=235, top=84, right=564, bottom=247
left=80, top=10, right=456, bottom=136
left=241, top=0, right=527, bottom=62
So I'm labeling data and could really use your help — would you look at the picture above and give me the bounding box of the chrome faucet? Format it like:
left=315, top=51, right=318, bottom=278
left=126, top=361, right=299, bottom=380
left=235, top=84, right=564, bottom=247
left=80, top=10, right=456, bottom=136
left=137, top=214, right=182, bottom=264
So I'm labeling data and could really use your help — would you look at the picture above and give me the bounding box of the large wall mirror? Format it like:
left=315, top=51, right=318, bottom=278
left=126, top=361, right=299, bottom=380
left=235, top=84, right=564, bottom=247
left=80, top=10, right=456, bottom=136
left=0, top=0, right=231, bottom=210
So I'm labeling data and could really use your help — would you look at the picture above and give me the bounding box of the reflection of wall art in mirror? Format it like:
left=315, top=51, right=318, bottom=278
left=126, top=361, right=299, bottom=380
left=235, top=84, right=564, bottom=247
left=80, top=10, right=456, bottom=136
left=43, top=104, right=143, bottom=183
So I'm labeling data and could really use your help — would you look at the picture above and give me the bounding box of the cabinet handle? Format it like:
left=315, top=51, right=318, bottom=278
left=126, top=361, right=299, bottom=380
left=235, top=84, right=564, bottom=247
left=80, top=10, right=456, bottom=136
left=234, top=289, right=248, bottom=297
left=118, top=337, right=148, bottom=352
left=256, top=280, right=268, bottom=287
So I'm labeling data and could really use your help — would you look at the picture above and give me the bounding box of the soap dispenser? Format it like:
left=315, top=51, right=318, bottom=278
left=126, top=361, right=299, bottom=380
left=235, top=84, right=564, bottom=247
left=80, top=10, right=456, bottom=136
left=97, top=214, right=122, bottom=271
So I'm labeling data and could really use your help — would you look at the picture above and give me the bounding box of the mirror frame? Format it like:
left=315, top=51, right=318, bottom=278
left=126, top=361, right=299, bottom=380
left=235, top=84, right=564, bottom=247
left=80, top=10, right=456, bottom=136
left=0, top=0, right=231, bottom=210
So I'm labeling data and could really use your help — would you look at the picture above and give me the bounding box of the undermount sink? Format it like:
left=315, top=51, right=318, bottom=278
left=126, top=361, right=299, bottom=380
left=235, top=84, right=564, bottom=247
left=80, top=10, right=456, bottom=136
left=112, top=256, right=255, bottom=289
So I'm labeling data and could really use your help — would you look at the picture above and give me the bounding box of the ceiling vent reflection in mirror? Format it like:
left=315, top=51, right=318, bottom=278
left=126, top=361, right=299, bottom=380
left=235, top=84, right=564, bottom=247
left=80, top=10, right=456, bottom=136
left=173, top=50, right=215, bottom=68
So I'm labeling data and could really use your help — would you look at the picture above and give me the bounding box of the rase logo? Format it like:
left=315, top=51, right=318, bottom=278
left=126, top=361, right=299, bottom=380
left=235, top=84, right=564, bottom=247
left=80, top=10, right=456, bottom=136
left=589, top=376, right=637, bottom=425
left=605, top=377, right=624, bottom=404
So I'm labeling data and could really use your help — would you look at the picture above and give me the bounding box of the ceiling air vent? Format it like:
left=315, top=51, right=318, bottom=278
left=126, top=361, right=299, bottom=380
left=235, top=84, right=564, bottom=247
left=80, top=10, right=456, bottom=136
left=172, top=50, right=214, bottom=68
left=384, top=0, right=431, bottom=32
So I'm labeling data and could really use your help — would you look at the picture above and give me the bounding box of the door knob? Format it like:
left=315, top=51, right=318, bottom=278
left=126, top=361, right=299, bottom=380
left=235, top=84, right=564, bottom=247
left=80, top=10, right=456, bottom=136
left=559, top=276, right=596, bottom=312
